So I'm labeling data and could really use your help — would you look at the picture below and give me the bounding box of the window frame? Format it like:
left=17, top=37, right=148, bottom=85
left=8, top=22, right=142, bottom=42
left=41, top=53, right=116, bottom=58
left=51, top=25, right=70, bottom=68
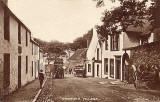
left=26, top=56, right=28, bottom=74
left=88, top=64, right=91, bottom=72
left=105, top=40, right=108, bottom=50
left=26, top=30, right=28, bottom=46
left=18, top=23, right=21, bottom=44
left=97, top=48, right=99, bottom=60
left=104, top=58, right=108, bottom=74
left=110, top=35, right=120, bottom=51
left=4, top=9, right=10, bottom=41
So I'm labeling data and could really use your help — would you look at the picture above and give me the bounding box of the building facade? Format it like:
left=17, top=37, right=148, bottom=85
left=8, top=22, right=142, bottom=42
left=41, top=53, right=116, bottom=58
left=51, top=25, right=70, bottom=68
left=0, top=1, right=40, bottom=97
left=101, top=23, right=155, bottom=80
left=86, top=24, right=155, bottom=81
left=85, top=28, right=102, bottom=78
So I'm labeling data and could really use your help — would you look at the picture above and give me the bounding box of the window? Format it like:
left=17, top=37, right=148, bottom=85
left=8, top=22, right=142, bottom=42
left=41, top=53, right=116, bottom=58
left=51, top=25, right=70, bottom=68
left=32, top=61, right=33, bottom=76
left=88, top=64, right=91, bottom=72
left=97, top=49, right=99, bottom=60
left=110, top=59, right=114, bottom=78
left=3, top=53, right=10, bottom=88
left=26, top=56, right=28, bottom=74
left=26, top=30, right=28, bottom=46
left=4, top=9, right=10, bottom=41
left=140, top=36, right=148, bottom=45
left=18, top=23, right=21, bottom=44
left=32, top=43, right=33, bottom=55
left=35, top=62, right=37, bottom=78
left=110, top=35, right=120, bottom=51
left=104, top=58, right=108, bottom=74
left=105, top=40, right=108, bottom=50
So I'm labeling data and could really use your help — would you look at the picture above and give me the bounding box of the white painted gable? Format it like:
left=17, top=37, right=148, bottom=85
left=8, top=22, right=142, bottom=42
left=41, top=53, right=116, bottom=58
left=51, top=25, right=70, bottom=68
left=87, top=28, right=99, bottom=60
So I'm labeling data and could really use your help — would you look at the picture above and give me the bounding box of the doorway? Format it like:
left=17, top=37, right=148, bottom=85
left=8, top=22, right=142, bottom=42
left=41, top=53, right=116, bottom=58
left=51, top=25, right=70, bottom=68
left=92, top=62, right=94, bottom=77
left=3, top=53, right=10, bottom=89
left=18, top=56, right=21, bottom=88
left=97, top=64, right=99, bottom=77
left=115, top=57, right=121, bottom=79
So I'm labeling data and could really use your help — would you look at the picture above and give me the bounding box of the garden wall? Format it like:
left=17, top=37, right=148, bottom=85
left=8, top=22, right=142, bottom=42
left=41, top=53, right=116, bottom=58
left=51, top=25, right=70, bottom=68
left=130, top=41, right=160, bottom=67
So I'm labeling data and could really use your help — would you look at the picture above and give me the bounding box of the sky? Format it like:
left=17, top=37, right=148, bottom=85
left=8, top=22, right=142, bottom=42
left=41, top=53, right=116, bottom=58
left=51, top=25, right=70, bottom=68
left=8, top=0, right=119, bottom=43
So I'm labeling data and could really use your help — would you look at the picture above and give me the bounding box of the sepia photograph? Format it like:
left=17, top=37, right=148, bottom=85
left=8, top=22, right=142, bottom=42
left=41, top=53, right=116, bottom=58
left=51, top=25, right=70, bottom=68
left=0, top=0, right=160, bottom=102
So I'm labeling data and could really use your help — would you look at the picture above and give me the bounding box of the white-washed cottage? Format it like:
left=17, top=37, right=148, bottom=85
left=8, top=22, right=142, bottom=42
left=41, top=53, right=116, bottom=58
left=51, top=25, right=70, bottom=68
left=0, top=1, right=41, bottom=97
left=85, top=28, right=103, bottom=78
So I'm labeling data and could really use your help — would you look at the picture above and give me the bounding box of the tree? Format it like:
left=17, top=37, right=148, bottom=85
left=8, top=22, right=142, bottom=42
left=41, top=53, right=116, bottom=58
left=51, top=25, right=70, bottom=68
left=95, top=0, right=157, bottom=38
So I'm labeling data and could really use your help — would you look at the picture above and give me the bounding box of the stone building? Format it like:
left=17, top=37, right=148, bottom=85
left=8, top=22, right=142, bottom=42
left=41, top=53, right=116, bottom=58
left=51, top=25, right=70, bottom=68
left=31, top=39, right=40, bottom=78
left=0, top=1, right=40, bottom=97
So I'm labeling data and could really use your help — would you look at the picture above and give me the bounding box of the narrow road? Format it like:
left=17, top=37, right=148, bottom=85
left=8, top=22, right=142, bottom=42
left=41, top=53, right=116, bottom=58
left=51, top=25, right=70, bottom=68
left=36, top=75, right=160, bottom=102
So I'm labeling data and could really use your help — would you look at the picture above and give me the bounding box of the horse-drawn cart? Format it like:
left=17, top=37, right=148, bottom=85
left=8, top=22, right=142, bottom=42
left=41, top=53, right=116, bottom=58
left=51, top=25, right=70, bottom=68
left=51, top=58, right=64, bottom=79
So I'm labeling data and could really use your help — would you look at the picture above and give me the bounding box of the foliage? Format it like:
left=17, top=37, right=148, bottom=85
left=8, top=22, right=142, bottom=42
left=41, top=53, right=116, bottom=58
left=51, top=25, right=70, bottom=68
left=95, top=0, right=157, bottom=39
left=33, top=29, right=92, bottom=63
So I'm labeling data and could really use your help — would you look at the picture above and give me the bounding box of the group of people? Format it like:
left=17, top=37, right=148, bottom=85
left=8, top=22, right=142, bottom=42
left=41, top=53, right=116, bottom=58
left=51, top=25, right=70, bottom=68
left=38, top=67, right=65, bottom=89
left=55, top=67, right=64, bottom=79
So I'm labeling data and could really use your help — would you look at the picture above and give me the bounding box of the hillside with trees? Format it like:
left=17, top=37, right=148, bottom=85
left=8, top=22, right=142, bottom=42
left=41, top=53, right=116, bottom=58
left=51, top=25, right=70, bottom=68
left=34, top=29, right=93, bottom=57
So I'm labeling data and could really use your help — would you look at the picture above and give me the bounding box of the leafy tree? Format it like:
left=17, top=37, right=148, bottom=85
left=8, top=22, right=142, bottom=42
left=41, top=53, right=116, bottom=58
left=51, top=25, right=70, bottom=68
left=95, top=0, right=157, bottom=38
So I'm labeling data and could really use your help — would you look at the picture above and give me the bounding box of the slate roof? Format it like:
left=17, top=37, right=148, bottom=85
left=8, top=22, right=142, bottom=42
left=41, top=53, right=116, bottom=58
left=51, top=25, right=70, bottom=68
left=69, top=48, right=87, bottom=61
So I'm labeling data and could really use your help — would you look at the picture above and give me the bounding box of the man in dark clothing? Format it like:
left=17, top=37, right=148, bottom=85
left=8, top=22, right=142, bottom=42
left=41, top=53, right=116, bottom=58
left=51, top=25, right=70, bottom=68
left=61, top=68, right=64, bottom=78
left=39, top=69, right=44, bottom=89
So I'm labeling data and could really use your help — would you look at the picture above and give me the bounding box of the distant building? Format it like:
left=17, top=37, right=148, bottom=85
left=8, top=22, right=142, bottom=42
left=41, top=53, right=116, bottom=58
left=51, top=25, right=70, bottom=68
left=69, top=48, right=87, bottom=72
left=39, top=49, right=45, bottom=74
left=31, top=39, right=40, bottom=78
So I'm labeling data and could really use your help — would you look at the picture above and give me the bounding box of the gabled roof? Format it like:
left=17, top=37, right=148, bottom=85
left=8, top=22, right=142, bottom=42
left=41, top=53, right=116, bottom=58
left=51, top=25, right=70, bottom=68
left=69, top=48, right=87, bottom=60
left=30, top=38, right=39, bottom=46
left=87, top=28, right=102, bottom=60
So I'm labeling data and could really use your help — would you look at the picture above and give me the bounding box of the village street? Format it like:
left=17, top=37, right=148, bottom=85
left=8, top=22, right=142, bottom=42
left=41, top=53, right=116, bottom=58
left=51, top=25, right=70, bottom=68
left=36, top=75, right=160, bottom=102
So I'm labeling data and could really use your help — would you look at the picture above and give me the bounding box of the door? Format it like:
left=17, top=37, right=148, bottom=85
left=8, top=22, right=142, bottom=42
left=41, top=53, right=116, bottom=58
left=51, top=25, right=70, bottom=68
left=92, top=62, right=94, bottom=77
left=116, top=59, right=121, bottom=79
left=116, top=57, right=121, bottom=79
left=110, top=59, right=114, bottom=78
left=18, top=56, right=21, bottom=88
left=4, top=54, right=10, bottom=89
left=35, top=62, right=37, bottom=78
left=97, top=64, right=99, bottom=77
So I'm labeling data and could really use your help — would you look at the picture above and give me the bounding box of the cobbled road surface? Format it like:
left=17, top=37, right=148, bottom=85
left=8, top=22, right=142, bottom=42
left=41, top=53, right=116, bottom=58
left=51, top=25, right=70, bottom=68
left=36, top=75, right=160, bottom=102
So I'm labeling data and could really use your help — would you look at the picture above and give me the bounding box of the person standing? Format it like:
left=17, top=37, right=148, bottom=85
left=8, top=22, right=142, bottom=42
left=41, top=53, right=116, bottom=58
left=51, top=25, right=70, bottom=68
left=62, top=68, right=64, bottom=78
left=39, top=69, right=44, bottom=89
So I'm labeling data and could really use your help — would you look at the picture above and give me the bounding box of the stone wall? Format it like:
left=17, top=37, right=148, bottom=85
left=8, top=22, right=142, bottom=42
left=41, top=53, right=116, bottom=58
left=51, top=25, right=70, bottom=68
left=130, top=41, right=160, bottom=67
